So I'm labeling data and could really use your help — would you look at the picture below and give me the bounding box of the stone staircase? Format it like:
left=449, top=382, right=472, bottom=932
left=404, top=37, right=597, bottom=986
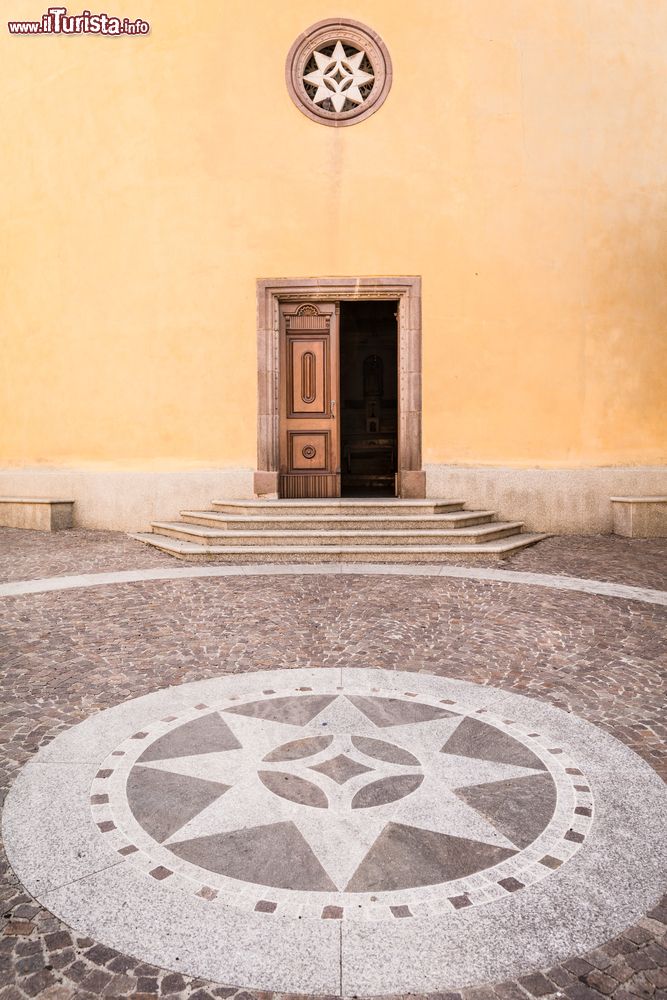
left=130, top=498, right=548, bottom=563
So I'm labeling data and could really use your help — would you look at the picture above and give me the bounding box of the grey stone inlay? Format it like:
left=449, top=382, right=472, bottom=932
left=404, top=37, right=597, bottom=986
left=127, top=766, right=230, bottom=843
left=352, top=735, right=420, bottom=765
left=351, top=774, right=424, bottom=809
left=2, top=563, right=665, bottom=607
left=309, top=753, right=374, bottom=785
left=168, top=822, right=338, bottom=891
left=225, top=694, right=337, bottom=725
left=454, top=773, right=557, bottom=849
left=442, top=716, right=547, bottom=771
left=263, top=735, right=333, bottom=761
left=138, top=711, right=241, bottom=762
left=346, top=823, right=518, bottom=892
left=40, top=862, right=341, bottom=993
left=347, top=695, right=457, bottom=728
left=1, top=762, right=122, bottom=894
left=258, top=771, right=328, bottom=808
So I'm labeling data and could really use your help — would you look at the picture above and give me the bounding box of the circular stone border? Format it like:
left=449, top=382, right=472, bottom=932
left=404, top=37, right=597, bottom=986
left=91, top=684, right=591, bottom=921
left=3, top=668, right=666, bottom=996
left=285, top=18, right=393, bottom=127
left=1, top=563, right=664, bottom=606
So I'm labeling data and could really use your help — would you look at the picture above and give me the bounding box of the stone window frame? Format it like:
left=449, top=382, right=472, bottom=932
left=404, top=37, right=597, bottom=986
left=285, top=18, right=393, bottom=127
left=255, top=277, right=424, bottom=498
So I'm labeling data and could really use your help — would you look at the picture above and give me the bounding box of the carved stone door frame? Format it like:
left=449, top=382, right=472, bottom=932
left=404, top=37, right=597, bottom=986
left=256, top=276, right=424, bottom=499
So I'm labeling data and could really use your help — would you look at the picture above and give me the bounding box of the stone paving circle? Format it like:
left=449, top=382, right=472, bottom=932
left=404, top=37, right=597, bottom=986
left=3, top=665, right=665, bottom=996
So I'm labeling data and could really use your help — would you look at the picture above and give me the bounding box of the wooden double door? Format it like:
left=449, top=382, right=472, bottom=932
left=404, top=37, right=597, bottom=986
left=279, top=302, right=341, bottom=499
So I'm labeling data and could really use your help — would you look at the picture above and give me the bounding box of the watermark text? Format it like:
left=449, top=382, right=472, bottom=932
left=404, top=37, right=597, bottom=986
left=8, top=6, right=150, bottom=34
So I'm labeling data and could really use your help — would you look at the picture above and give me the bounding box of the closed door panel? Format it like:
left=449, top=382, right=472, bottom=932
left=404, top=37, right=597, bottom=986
left=279, top=303, right=340, bottom=498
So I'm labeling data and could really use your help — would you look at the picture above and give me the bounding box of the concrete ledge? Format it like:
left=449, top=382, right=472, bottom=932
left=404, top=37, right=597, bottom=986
left=425, top=466, right=667, bottom=534
left=0, top=470, right=254, bottom=531
left=3, top=466, right=666, bottom=534
left=0, top=497, right=74, bottom=531
left=611, top=496, right=667, bottom=538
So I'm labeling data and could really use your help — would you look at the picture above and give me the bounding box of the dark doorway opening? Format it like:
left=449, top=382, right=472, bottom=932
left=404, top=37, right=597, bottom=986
left=339, top=300, right=398, bottom=497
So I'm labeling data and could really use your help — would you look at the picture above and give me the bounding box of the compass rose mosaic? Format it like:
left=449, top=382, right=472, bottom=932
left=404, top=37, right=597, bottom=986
left=93, top=688, right=590, bottom=916
left=4, top=668, right=666, bottom=995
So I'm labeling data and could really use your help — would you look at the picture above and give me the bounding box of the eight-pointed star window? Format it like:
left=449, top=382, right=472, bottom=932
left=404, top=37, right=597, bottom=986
left=303, top=41, right=375, bottom=114
left=286, top=19, right=393, bottom=126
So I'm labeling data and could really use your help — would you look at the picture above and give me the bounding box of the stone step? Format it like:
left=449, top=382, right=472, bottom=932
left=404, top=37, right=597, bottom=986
left=210, top=499, right=466, bottom=517
left=130, top=532, right=549, bottom=563
left=151, top=521, right=524, bottom=546
left=180, top=510, right=497, bottom=532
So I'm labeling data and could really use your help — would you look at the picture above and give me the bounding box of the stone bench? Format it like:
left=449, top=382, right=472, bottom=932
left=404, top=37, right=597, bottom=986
left=0, top=497, right=74, bottom=531
left=610, top=496, right=667, bottom=538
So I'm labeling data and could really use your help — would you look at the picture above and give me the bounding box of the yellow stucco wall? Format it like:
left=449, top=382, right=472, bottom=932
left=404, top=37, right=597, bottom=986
left=1, top=0, right=666, bottom=471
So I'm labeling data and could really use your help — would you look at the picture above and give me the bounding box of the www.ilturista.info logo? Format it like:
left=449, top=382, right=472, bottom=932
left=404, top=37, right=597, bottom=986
left=8, top=6, right=149, bottom=34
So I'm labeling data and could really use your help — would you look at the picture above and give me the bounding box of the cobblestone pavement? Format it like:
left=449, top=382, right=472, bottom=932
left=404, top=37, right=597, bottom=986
left=0, top=554, right=665, bottom=999
left=506, top=536, right=667, bottom=591
left=0, top=528, right=665, bottom=590
left=0, top=530, right=176, bottom=584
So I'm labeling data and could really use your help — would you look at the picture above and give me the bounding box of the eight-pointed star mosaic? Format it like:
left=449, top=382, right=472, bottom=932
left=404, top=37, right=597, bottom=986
left=124, top=693, right=557, bottom=894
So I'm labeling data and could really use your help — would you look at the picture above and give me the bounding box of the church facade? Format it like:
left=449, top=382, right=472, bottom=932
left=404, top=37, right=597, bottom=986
left=1, top=1, right=666, bottom=532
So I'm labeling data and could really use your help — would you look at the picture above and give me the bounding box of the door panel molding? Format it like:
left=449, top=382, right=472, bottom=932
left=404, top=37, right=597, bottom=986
left=289, top=431, right=330, bottom=470
left=287, top=335, right=329, bottom=416
left=256, top=276, right=424, bottom=499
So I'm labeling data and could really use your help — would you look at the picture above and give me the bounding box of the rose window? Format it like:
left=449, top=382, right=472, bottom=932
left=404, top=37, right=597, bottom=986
left=302, top=41, right=375, bottom=114
left=286, top=19, right=393, bottom=126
